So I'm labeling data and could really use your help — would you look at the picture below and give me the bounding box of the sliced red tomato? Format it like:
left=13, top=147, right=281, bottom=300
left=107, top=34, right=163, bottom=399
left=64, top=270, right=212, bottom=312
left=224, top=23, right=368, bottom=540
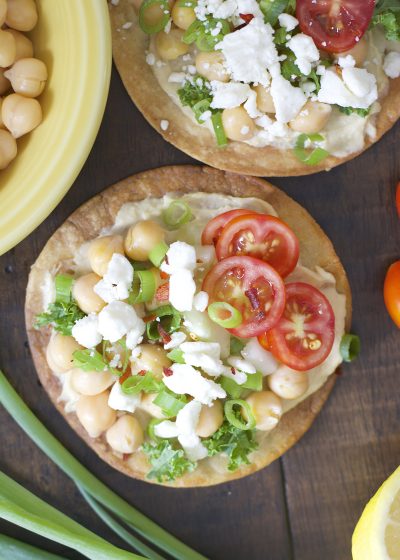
left=202, top=255, right=285, bottom=338
left=261, top=282, right=335, bottom=371
left=396, top=182, right=400, bottom=218
left=216, top=214, right=299, bottom=278
left=384, top=261, right=400, bottom=328
left=296, top=0, right=375, bottom=53
left=201, top=209, right=257, bottom=246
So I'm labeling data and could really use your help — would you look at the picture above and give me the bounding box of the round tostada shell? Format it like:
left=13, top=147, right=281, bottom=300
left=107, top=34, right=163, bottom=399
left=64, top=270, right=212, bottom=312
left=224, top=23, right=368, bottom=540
left=25, top=165, right=352, bottom=487
left=109, top=0, right=400, bottom=177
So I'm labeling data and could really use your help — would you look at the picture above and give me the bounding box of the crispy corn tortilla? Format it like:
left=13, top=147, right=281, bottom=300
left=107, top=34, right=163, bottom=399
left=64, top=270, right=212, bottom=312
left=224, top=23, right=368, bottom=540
left=25, top=165, right=352, bottom=487
left=109, top=0, right=400, bottom=177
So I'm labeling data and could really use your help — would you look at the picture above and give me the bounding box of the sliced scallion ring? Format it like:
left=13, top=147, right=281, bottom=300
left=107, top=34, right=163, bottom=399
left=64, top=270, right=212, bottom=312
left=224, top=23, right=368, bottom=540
left=224, top=399, right=256, bottom=430
left=340, top=334, right=360, bottom=363
left=208, top=301, right=242, bottom=329
left=128, top=270, right=156, bottom=304
left=166, top=348, right=185, bottom=364
left=193, top=99, right=211, bottom=123
left=139, top=0, right=170, bottom=34
left=149, top=241, right=169, bottom=267
left=146, top=418, right=163, bottom=441
left=153, top=389, right=187, bottom=417
left=146, top=304, right=182, bottom=340
left=55, top=274, right=73, bottom=304
left=162, top=200, right=193, bottom=229
left=293, top=133, right=329, bottom=166
left=121, top=372, right=162, bottom=395
left=211, top=112, right=227, bottom=147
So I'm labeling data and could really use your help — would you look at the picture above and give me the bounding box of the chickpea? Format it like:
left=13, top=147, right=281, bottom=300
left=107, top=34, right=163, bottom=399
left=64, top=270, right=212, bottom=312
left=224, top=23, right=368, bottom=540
left=268, top=367, right=309, bottom=400
left=131, top=343, right=171, bottom=379
left=76, top=391, right=117, bottom=438
left=334, top=36, right=368, bottom=67
left=155, top=29, right=189, bottom=61
left=171, top=4, right=196, bottom=30
left=2, top=93, right=42, bottom=138
left=0, top=69, right=10, bottom=95
left=244, top=391, right=282, bottom=432
left=196, top=401, right=223, bottom=438
left=0, top=129, right=16, bottom=169
left=7, top=30, right=34, bottom=61
left=72, top=273, right=105, bottom=314
left=0, top=0, right=6, bottom=27
left=0, top=30, right=16, bottom=68
left=222, top=107, right=256, bottom=142
left=46, top=334, right=82, bottom=373
left=195, top=51, right=229, bottom=83
left=289, top=101, right=332, bottom=134
left=139, top=392, right=165, bottom=419
left=70, top=368, right=115, bottom=396
left=124, top=220, right=165, bottom=261
left=254, top=85, right=276, bottom=114
left=106, top=415, right=144, bottom=454
left=6, top=0, right=38, bottom=32
left=87, top=235, right=124, bottom=277
left=5, top=58, right=47, bottom=98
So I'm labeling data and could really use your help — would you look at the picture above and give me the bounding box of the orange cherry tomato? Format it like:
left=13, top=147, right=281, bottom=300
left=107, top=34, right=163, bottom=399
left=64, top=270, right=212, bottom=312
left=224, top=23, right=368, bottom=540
left=384, top=261, right=400, bottom=328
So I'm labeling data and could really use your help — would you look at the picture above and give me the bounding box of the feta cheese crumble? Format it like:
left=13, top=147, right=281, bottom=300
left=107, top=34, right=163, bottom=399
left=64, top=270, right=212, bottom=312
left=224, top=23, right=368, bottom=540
left=278, top=13, right=298, bottom=32
left=210, top=81, right=251, bottom=109
left=287, top=33, right=319, bottom=76
left=94, top=253, right=133, bottom=303
left=108, top=381, right=140, bottom=413
left=163, top=363, right=226, bottom=405
left=98, top=301, right=142, bottom=343
left=317, top=68, right=378, bottom=109
left=270, top=74, right=307, bottom=123
left=384, top=51, right=400, bottom=79
left=72, top=314, right=102, bottom=348
left=160, top=119, right=169, bottom=131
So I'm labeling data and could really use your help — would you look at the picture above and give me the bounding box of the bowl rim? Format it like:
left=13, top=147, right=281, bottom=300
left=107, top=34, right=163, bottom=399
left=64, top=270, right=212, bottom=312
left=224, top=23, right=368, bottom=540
left=0, top=0, right=112, bottom=256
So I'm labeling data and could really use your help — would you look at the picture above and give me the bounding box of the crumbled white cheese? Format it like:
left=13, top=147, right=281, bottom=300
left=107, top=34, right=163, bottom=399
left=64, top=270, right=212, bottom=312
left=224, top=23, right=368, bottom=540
left=338, top=55, right=356, bottom=68
left=94, top=253, right=133, bottom=303
left=146, top=53, right=155, bottom=66
left=72, top=314, right=102, bottom=348
left=183, top=309, right=230, bottom=358
left=125, top=316, right=146, bottom=350
left=98, top=301, right=142, bottom=343
left=161, top=241, right=197, bottom=275
left=383, top=51, right=400, bottom=79
left=154, top=420, right=179, bottom=438
left=193, top=291, right=209, bottom=312
left=168, top=72, right=186, bottom=83
left=241, top=338, right=278, bottom=376
left=122, top=21, right=133, bottom=30
left=210, top=81, right=251, bottom=109
left=216, top=18, right=279, bottom=86
left=301, top=81, right=316, bottom=95
left=164, top=331, right=187, bottom=350
left=58, top=371, right=80, bottom=413
left=180, top=341, right=225, bottom=376
left=243, top=89, right=263, bottom=118
left=287, top=33, right=319, bottom=76
left=108, top=381, right=140, bottom=413
left=221, top=367, right=247, bottom=384
left=163, top=363, right=226, bottom=405
left=318, top=68, right=377, bottom=109
left=169, top=269, right=196, bottom=312
left=199, top=110, right=212, bottom=122
left=227, top=356, right=256, bottom=374
left=270, top=74, right=307, bottom=122
left=278, top=13, right=298, bottom=32
left=160, top=120, right=169, bottom=131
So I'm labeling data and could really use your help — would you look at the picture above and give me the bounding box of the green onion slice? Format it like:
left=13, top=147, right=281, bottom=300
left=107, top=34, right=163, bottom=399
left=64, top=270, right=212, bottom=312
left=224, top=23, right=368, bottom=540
left=193, top=99, right=211, bottom=123
left=72, top=349, right=119, bottom=376
left=208, top=301, right=242, bottom=329
left=224, top=399, right=256, bottom=430
left=340, top=334, right=360, bottom=363
left=293, top=133, right=329, bottom=166
left=183, top=18, right=229, bottom=51
left=242, top=371, right=263, bottom=392
left=55, top=274, right=73, bottom=304
left=149, top=242, right=169, bottom=267
left=128, top=270, right=156, bottom=304
left=147, top=418, right=163, bottom=441
left=211, top=112, right=227, bottom=147
left=162, top=200, right=193, bottom=229
left=154, top=389, right=187, bottom=418
left=166, top=348, right=185, bottom=364
left=220, top=377, right=243, bottom=399
left=121, top=372, right=162, bottom=395
left=139, top=0, right=170, bottom=34
left=230, top=336, right=245, bottom=355
left=146, top=304, right=182, bottom=340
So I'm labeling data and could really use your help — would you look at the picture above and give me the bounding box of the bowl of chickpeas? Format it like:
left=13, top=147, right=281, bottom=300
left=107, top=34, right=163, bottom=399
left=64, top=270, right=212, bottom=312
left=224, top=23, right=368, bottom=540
left=0, top=0, right=112, bottom=255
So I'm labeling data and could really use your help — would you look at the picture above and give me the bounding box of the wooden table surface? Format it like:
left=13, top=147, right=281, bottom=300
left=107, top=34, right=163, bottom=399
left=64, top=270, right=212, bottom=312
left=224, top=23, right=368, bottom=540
left=0, top=65, right=399, bottom=560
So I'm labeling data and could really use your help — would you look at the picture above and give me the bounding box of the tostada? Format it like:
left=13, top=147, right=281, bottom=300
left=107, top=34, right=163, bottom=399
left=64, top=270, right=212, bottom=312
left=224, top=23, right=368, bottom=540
left=26, top=166, right=353, bottom=486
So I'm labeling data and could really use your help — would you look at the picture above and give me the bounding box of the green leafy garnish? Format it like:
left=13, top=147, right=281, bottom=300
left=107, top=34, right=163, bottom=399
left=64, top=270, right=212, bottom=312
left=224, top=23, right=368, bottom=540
left=371, top=0, right=400, bottom=41
left=203, top=421, right=258, bottom=472
left=293, top=133, right=329, bottom=166
left=339, top=106, right=370, bottom=118
left=121, top=371, right=163, bottom=395
left=73, top=349, right=120, bottom=376
left=182, top=17, right=230, bottom=51
left=259, top=0, right=295, bottom=25
left=274, top=26, right=289, bottom=45
left=142, top=440, right=196, bottom=482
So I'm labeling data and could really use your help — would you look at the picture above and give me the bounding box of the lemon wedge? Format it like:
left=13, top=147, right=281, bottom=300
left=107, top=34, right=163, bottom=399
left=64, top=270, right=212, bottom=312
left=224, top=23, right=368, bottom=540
left=352, top=466, right=400, bottom=559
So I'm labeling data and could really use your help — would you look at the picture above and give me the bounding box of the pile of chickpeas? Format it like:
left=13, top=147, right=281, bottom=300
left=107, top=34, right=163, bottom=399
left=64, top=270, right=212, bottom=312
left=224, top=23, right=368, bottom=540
left=0, top=0, right=47, bottom=170
left=44, top=218, right=315, bottom=459
left=138, top=0, right=371, bottom=144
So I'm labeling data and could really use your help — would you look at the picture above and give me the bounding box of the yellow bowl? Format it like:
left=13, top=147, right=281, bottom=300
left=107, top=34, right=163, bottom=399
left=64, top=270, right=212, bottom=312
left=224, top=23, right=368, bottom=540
left=0, top=0, right=111, bottom=255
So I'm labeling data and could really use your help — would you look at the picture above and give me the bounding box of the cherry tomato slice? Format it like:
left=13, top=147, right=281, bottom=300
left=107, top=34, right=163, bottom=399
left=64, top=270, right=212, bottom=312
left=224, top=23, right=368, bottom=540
left=296, top=0, right=375, bottom=53
left=261, top=282, right=335, bottom=371
left=201, top=209, right=257, bottom=246
left=216, top=214, right=299, bottom=278
left=202, top=255, right=286, bottom=338
left=384, top=261, right=400, bottom=328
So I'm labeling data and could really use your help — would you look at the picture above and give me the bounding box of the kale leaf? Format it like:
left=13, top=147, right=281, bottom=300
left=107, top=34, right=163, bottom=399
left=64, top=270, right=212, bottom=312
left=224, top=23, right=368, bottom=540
left=142, top=440, right=196, bottom=483
left=203, top=421, right=258, bottom=472
left=34, top=301, right=85, bottom=336
left=371, top=0, right=400, bottom=41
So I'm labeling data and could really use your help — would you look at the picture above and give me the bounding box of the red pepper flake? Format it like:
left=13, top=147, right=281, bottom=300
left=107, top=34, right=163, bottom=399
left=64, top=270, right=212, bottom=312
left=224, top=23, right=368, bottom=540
left=138, top=369, right=147, bottom=377
left=155, top=282, right=169, bottom=302
left=119, top=371, right=131, bottom=385
left=157, top=323, right=172, bottom=344
left=144, top=314, right=156, bottom=323
left=160, top=270, right=169, bottom=280
left=236, top=13, right=254, bottom=30
left=163, top=366, right=173, bottom=377
left=231, top=367, right=236, bottom=375
left=122, top=453, right=131, bottom=461
left=245, top=288, right=260, bottom=310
